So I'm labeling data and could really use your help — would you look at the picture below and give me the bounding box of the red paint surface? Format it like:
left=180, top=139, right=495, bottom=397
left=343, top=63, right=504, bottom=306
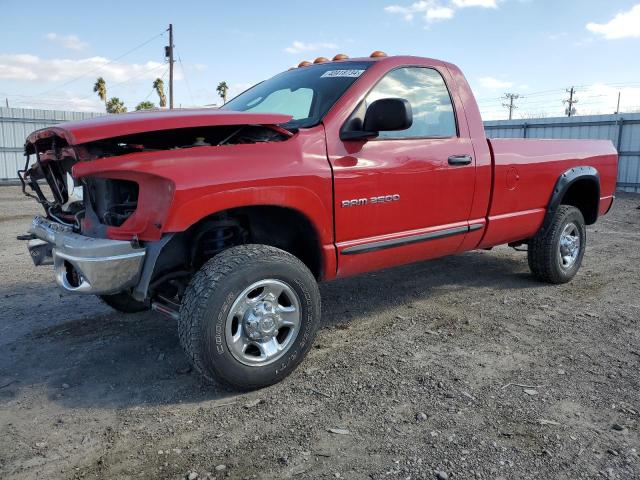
left=31, top=56, right=619, bottom=281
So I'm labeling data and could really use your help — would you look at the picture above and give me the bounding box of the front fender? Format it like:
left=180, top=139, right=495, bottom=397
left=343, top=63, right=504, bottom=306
left=163, top=184, right=337, bottom=280
left=164, top=185, right=334, bottom=248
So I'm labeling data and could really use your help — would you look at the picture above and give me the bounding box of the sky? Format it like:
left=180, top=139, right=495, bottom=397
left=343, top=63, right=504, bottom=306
left=1, top=0, right=639, bottom=120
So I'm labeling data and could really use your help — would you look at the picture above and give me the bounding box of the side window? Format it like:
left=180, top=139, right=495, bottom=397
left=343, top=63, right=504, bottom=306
left=244, top=87, right=313, bottom=120
left=365, top=67, right=456, bottom=139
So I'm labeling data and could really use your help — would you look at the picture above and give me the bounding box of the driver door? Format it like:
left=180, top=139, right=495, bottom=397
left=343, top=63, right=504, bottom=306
left=327, top=66, right=476, bottom=276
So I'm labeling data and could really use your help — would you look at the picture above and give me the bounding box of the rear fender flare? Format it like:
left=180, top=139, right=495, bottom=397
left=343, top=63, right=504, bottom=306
left=543, top=166, right=600, bottom=230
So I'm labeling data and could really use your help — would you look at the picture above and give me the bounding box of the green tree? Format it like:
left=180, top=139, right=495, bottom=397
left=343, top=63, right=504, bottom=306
left=106, top=97, right=127, bottom=114
left=93, top=77, right=107, bottom=108
left=135, top=101, right=156, bottom=111
left=153, top=78, right=167, bottom=107
left=216, top=81, right=229, bottom=104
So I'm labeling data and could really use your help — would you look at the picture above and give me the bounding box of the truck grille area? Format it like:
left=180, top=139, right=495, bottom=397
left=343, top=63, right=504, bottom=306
left=41, top=158, right=73, bottom=206
left=84, top=177, right=139, bottom=227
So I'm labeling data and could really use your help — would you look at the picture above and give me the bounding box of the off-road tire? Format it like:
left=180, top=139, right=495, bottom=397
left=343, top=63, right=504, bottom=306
left=528, top=205, right=586, bottom=284
left=179, top=244, right=321, bottom=390
left=99, top=292, right=150, bottom=313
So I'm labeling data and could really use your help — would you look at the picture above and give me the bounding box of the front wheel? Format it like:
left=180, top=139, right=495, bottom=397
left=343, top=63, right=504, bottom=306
left=528, top=205, right=586, bottom=284
left=178, top=244, right=321, bottom=390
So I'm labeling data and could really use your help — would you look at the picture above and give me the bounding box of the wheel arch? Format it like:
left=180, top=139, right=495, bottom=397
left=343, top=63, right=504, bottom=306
left=183, top=204, right=326, bottom=279
left=164, top=186, right=333, bottom=243
left=547, top=166, right=600, bottom=226
left=133, top=202, right=330, bottom=302
left=167, top=185, right=335, bottom=274
left=133, top=184, right=337, bottom=302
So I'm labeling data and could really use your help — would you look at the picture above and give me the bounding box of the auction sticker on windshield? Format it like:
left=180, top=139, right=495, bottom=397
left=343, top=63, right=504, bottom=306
left=320, top=69, right=365, bottom=78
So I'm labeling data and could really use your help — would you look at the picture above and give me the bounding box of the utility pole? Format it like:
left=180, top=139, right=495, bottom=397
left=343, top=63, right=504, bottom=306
left=564, top=87, right=578, bottom=117
left=615, top=92, right=621, bottom=114
left=166, top=24, right=174, bottom=109
left=502, top=93, right=520, bottom=120
left=4, top=98, right=8, bottom=108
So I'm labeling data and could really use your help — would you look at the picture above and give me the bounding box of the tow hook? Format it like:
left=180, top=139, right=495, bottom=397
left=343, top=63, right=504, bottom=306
left=27, top=238, right=54, bottom=266
left=19, top=224, right=54, bottom=266
left=16, top=233, right=36, bottom=241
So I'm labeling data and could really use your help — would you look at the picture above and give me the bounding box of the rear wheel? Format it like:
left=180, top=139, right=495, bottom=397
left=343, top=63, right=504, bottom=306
left=99, top=292, right=150, bottom=313
left=179, top=244, right=320, bottom=390
left=528, top=205, right=586, bottom=284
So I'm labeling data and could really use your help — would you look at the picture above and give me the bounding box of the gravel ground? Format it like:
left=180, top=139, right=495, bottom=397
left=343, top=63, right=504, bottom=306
left=0, top=185, right=638, bottom=480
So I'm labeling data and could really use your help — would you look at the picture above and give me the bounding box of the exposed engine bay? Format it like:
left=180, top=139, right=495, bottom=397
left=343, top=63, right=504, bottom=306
left=19, top=124, right=290, bottom=233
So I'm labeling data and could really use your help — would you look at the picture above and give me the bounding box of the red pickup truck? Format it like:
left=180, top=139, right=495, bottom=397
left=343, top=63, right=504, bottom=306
left=20, top=53, right=618, bottom=389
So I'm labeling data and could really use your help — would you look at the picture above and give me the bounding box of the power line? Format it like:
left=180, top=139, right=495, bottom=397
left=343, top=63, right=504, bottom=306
left=477, top=88, right=565, bottom=104
left=37, top=30, right=166, bottom=97
left=69, top=62, right=168, bottom=105
left=476, top=80, right=640, bottom=105
left=480, top=94, right=611, bottom=111
left=143, top=67, right=169, bottom=102
left=1, top=61, right=166, bottom=102
left=177, top=51, right=195, bottom=106
left=5, top=62, right=169, bottom=111
left=481, top=92, right=611, bottom=107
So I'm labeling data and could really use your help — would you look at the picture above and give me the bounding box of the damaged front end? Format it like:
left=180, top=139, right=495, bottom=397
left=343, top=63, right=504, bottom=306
left=19, top=132, right=148, bottom=294
left=18, top=113, right=293, bottom=299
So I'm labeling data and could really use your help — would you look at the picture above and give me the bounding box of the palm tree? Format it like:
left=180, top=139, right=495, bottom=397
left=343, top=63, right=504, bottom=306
left=106, top=97, right=127, bottom=114
left=216, top=81, right=229, bottom=104
left=153, top=78, right=167, bottom=107
left=93, top=77, right=107, bottom=109
left=135, top=101, right=155, bottom=111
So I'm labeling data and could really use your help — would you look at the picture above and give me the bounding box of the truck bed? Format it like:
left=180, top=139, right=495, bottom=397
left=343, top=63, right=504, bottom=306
left=479, top=138, right=618, bottom=248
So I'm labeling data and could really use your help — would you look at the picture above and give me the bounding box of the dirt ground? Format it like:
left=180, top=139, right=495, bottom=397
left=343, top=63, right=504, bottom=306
left=0, top=185, right=638, bottom=480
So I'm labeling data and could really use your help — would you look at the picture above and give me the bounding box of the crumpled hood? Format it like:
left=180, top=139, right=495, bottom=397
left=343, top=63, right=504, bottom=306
left=25, top=109, right=293, bottom=148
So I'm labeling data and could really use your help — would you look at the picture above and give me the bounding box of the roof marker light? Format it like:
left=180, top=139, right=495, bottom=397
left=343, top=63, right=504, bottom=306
left=370, top=50, right=387, bottom=58
left=332, top=53, right=349, bottom=61
left=298, top=60, right=312, bottom=67
left=313, top=57, right=329, bottom=64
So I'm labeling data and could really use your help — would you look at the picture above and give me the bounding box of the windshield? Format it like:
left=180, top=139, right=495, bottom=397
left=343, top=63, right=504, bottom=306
left=221, top=61, right=373, bottom=128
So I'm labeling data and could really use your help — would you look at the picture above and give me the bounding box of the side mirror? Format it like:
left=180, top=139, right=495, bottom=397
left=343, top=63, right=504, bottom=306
left=364, top=98, right=413, bottom=133
left=340, top=98, right=413, bottom=141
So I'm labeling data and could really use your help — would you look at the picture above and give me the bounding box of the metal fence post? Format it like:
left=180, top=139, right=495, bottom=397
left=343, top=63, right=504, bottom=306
left=616, top=117, right=624, bottom=153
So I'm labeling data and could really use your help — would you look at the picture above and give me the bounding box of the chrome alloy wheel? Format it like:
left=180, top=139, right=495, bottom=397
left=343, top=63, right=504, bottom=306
left=225, top=279, right=301, bottom=366
left=558, top=222, right=581, bottom=270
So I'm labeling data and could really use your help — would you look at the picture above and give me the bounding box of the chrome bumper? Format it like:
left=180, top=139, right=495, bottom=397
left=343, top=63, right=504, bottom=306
left=27, top=216, right=146, bottom=295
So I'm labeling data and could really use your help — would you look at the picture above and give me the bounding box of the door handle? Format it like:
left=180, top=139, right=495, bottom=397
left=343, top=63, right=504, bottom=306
left=448, top=155, right=473, bottom=166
